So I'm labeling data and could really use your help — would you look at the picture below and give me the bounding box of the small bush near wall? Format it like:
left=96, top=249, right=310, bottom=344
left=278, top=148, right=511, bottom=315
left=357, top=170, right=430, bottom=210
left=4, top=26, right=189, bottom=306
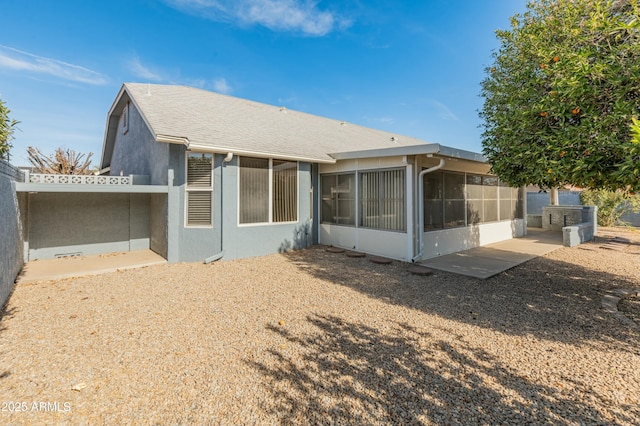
left=579, top=189, right=640, bottom=227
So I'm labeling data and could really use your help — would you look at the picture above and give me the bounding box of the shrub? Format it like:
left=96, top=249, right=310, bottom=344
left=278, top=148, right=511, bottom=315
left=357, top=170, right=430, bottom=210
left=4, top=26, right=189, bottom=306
left=579, top=189, right=640, bottom=227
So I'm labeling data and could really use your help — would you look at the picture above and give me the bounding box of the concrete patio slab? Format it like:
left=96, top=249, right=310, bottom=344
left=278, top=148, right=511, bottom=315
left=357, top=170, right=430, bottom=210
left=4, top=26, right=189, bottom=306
left=16, top=250, right=167, bottom=284
left=420, top=229, right=564, bottom=279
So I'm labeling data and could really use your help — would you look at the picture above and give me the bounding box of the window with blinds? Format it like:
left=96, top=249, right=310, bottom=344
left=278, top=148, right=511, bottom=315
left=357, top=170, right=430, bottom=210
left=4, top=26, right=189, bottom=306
left=239, top=157, right=269, bottom=224
left=359, top=169, right=405, bottom=231
left=239, top=157, right=298, bottom=224
left=185, top=153, right=213, bottom=226
left=273, top=160, right=298, bottom=222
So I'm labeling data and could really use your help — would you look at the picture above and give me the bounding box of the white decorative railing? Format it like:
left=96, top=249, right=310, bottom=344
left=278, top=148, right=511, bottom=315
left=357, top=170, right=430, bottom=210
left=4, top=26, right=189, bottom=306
left=28, top=173, right=131, bottom=185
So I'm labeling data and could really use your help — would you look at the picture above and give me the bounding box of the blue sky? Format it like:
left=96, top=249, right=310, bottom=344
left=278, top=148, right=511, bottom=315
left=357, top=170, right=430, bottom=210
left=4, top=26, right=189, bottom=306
left=1, top=0, right=527, bottom=166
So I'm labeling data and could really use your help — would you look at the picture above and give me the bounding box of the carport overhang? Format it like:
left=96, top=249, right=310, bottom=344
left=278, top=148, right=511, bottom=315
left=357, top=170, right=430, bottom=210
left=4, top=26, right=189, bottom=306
left=15, top=183, right=168, bottom=193
left=15, top=181, right=170, bottom=263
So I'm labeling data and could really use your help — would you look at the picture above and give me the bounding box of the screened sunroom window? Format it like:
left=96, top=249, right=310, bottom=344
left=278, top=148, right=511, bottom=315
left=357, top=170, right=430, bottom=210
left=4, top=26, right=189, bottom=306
left=425, top=171, right=521, bottom=231
left=239, top=157, right=298, bottom=224
left=444, top=172, right=465, bottom=228
left=321, top=173, right=355, bottom=225
left=359, top=169, right=405, bottom=231
left=499, top=181, right=524, bottom=220
left=423, top=172, right=443, bottom=230
left=186, top=152, right=213, bottom=226
left=483, top=176, right=499, bottom=222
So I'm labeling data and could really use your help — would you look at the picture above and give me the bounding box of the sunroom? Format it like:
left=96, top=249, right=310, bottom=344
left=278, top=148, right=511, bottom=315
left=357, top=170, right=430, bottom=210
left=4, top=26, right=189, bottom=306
left=317, top=143, right=526, bottom=261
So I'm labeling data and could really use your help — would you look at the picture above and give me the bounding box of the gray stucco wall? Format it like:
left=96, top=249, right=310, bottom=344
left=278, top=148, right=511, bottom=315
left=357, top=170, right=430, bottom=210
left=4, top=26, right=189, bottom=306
left=164, top=150, right=313, bottom=262
left=526, top=191, right=581, bottom=215
left=169, top=147, right=224, bottom=262
left=150, top=193, right=168, bottom=258
left=109, top=102, right=170, bottom=185
left=620, top=208, right=640, bottom=227
left=0, top=160, right=24, bottom=309
left=107, top=102, right=315, bottom=262
left=26, top=192, right=150, bottom=260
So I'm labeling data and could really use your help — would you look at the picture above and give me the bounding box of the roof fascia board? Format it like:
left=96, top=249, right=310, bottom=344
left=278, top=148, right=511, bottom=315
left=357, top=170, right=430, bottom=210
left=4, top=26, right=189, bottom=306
left=329, top=143, right=487, bottom=163
left=329, top=144, right=441, bottom=160
left=184, top=142, right=336, bottom=164
left=437, top=145, right=487, bottom=163
left=100, top=84, right=128, bottom=169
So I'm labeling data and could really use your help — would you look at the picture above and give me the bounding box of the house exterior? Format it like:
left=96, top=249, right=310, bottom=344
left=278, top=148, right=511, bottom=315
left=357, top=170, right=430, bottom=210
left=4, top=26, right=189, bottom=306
left=13, top=82, right=524, bottom=265
left=94, top=83, right=526, bottom=263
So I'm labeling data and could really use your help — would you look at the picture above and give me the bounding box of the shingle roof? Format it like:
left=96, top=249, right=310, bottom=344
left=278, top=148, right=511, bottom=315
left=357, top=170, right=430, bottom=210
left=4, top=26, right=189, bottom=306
left=121, top=83, right=432, bottom=163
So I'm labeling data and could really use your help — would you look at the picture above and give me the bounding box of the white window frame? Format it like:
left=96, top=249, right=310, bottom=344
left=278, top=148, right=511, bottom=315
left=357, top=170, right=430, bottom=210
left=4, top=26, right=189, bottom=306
left=237, top=157, right=299, bottom=227
left=184, top=152, right=213, bottom=228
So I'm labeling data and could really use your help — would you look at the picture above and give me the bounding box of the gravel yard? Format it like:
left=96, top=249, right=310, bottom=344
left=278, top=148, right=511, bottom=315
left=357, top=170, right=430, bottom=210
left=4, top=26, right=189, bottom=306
left=1, top=228, right=639, bottom=425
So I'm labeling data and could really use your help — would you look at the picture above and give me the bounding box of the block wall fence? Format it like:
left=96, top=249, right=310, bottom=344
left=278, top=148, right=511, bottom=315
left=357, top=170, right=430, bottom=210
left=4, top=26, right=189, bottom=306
left=0, top=159, right=24, bottom=309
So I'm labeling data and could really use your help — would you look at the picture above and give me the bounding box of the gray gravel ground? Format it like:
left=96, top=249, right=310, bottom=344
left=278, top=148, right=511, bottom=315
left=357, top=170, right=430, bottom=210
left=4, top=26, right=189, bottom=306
left=1, top=228, right=639, bottom=425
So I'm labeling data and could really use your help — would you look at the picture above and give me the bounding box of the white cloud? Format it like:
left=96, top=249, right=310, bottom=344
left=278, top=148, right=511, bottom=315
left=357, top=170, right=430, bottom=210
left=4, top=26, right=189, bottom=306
left=0, top=45, right=108, bottom=85
left=429, top=99, right=459, bottom=121
left=128, top=56, right=165, bottom=82
left=164, top=0, right=349, bottom=36
left=127, top=56, right=233, bottom=94
left=213, top=78, right=232, bottom=94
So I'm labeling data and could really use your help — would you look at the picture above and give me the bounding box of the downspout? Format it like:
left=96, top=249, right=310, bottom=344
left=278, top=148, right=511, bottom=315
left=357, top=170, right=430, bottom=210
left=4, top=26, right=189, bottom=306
left=411, top=157, right=446, bottom=263
left=204, top=152, right=234, bottom=263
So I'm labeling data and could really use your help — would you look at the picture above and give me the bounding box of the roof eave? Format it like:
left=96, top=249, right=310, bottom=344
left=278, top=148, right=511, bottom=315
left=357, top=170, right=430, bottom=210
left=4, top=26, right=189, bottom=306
left=157, top=139, right=336, bottom=164
left=330, top=143, right=440, bottom=160
left=329, top=143, right=486, bottom=163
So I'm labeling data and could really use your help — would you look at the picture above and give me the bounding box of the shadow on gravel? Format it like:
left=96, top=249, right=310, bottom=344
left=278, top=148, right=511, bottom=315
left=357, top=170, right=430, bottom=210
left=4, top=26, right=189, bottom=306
left=284, top=247, right=639, bottom=351
left=0, top=305, right=16, bottom=334
left=249, top=314, right=639, bottom=424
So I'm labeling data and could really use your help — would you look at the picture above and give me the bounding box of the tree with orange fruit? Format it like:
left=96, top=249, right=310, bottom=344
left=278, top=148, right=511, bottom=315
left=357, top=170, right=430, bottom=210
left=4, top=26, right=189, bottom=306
left=480, top=0, right=640, bottom=192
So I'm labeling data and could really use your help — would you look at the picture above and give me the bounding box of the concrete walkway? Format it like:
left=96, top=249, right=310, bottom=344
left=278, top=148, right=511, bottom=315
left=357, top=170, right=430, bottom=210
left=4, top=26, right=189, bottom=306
left=420, top=229, right=564, bottom=279
left=16, top=250, right=167, bottom=284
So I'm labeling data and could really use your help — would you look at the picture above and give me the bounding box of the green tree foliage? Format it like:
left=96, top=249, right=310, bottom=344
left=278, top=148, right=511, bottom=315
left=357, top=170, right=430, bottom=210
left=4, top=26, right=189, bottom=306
left=624, top=118, right=640, bottom=178
left=480, top=0, right=640, bottom=192
left=0, top=98, right=19, bottom=161
left=580, top=189, right=640, bottom=226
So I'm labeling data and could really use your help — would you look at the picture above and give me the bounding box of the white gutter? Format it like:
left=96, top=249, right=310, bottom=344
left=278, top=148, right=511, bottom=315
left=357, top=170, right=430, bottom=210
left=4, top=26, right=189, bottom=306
left=412, top=157, right=446, bottom=263
left=187, top=143, right=336, bottom=164
left=155, top=135, right=336, bottom=164
left=156, top=134, right=190, bottom=145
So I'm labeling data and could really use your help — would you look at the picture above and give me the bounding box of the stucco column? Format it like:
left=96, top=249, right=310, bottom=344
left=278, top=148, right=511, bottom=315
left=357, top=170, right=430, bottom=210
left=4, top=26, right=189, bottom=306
left=550, top=188, right=559, bottom=205
left=166, top=169, right=180, bottom=263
